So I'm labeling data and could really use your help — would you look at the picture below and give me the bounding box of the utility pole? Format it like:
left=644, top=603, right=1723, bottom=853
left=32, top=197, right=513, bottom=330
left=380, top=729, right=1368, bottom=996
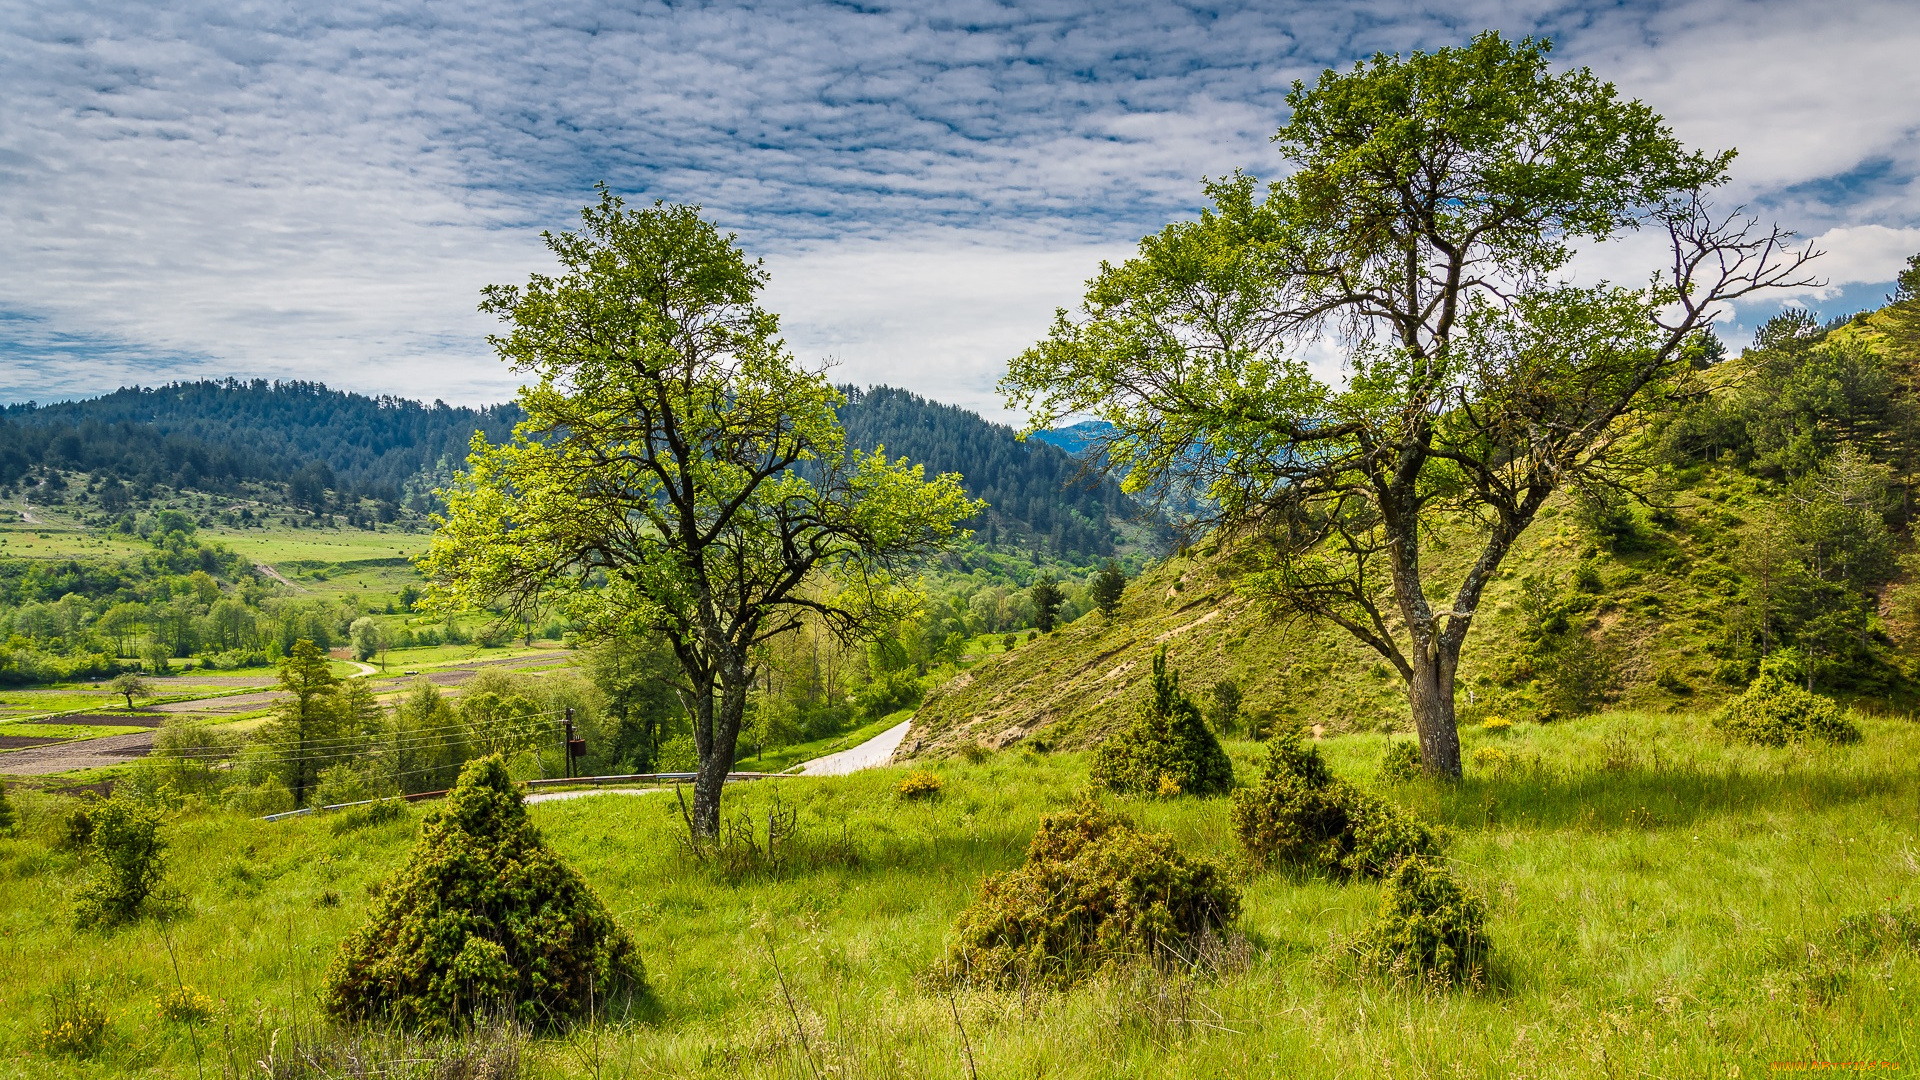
left=563, top=707, right=575, bottom=779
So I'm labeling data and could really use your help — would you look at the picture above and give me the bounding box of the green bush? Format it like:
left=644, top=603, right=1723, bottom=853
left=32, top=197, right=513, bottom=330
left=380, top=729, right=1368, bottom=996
left=312, top=764, right=372, bottom=809
left=946, top=799, right=1239, bottom=989
left=63, top=805, right=94, bottom=849
left=0, top=779, right=14, bottom=834
left=1231, top=732, right=1440, bottom=880
left=1354, top=856, right=1490, bottom=987
left=225, top=777, right=294, bottom=817
left=322, top=756, right=644, bottom=1031
left=1089, top=649, right=1233, bottom=797
left=72, top=796, right=168, bottom=928
left=1378, top=741, right=1422, bottom=783
left=1717, top=653, right=1861, bottom=747
left=852, top=669, right=925, bottom=718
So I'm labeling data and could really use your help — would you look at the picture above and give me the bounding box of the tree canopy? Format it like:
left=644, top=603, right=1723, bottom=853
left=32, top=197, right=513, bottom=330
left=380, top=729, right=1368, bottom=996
left=1002, top=33, right=1814, bottom=777
left=423, top=191, right=978, bottom=834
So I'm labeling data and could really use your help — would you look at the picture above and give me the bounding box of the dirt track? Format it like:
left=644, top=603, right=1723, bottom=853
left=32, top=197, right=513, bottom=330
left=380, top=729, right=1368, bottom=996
left=0, top=731, right=155, bottom=776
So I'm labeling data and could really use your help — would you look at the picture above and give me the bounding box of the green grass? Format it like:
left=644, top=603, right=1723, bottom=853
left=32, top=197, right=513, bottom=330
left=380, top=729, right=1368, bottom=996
left=2, top=706, right=1917, bottom=1076
left=0, top=722, right=147, bottom=741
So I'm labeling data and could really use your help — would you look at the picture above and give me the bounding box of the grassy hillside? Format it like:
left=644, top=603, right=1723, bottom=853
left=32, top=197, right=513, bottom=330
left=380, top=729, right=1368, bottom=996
left=2, top=709, right=1916, bottom=1075
left=905, top=460, right=1909, bottom=759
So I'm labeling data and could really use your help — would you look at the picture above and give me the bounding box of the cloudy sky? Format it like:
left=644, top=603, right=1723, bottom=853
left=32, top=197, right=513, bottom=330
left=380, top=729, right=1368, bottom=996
left=3, top=0, right=1918, bottom=420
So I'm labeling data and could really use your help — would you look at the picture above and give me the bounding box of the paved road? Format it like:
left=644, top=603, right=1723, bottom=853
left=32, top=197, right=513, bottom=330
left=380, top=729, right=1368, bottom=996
left=523, top=719, right=915, bottom=803
left=525, top=787, right=664, bottom=804
left=795, top=718, right=914, bottom=776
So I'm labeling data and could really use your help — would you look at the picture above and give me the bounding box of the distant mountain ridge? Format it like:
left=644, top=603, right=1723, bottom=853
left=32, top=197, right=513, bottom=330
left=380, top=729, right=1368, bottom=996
left=1027, top=420, right=1114, bottom=458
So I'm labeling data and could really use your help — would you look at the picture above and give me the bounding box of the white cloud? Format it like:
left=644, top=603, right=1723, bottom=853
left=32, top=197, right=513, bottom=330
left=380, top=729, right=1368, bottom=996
left=0, top=0, right=1915, bottom=412
left=764, top=238, right=1133, bottom=423
left=1793, top=225, right=1920, bottom=293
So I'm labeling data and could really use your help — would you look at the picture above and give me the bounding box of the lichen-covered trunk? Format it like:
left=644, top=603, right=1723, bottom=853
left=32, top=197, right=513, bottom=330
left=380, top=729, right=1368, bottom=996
left=1409, top=652, right=1462, bottom=779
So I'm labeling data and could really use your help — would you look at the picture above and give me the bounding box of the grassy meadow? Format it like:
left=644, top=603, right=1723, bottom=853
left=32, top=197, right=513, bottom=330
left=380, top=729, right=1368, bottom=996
left=2, top=707, right=1916, bottom=1077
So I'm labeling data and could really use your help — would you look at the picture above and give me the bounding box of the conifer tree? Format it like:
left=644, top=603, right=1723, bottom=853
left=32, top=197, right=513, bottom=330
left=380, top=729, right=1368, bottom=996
left=1090, top=649, right=1233, bottom=796
left=323, top=756, right=643, bottom=1031
left=1091, top=559, right=1126, bottom=617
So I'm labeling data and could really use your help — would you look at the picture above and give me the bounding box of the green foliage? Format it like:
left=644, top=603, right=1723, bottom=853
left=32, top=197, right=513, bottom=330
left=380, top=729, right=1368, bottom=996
left=1231, top=732, right=1440, bottom=879
left=1089, top=650, right=1233, bottom=797
left=1717, top=652, right=1861, bottom=747
left=1090, top=559, right=1126, bottom=616
left=156, top=984, right=215, bottom=1024
left=426, top=190, right=980, bottom=834
left=1206, top=677, right=1242, bottom=735
left=835, top=386, right=1144, bottom=563
left=1000, top=31, right=1791, bottom=780
left=1354, top=856, right=1490, bottom=988
left=0, top=779, right=14, bottom=834
left=1572, top=487, right=1643, bottom=553
left=1897, top=253, right=1920, bottom=303
left=108, top=671, right=149, bottom=708
left=946, top=799, right=1239, bottom=988
left=1029, top=573, right=1065, bottom=632
left=348, top=615, right=389, bottom=662
left=1378, top=741, right=1423, bottom=784
left=72, top=795, right=167, bottom=928
left=322, top=756, right=644, bottom=1031
left=313, top=763, right=373, bottom=808
left=852, top=669, right=925, bottom=719
left=256, top=639, right=353, bottom=807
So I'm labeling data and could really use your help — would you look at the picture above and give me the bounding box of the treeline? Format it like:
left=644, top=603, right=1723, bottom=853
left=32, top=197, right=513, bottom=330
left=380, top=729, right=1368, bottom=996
left=0, top=380, right=520, bottom=513
left=1, top=379, right=1155, bottom=565
left=838, top=385, right=1153, bottom=562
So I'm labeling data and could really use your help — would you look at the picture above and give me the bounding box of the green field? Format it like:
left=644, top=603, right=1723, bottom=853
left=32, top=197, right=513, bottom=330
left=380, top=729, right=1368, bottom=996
left=2, top=707, right=1915, bottom=1077
left=0, top=722, right=146, bottom=741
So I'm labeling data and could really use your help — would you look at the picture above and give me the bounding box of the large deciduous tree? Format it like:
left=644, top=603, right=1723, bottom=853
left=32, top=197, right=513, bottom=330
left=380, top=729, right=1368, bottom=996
left=1002, top=33, right=1814, bottom=778
left=422, top=192, right=979, bottom=835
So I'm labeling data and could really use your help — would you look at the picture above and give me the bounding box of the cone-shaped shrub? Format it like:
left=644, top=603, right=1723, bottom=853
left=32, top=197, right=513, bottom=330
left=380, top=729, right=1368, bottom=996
left=946, top=798, right=1239, bottom=988
left=1089, top=649, right=1233, bottom=797
left=322, top=756, right=642, bottom=1031
left=1232, top=731, right=1439, bottom=879
left=1717, top=653, right=1860, bottom=747
left=1355, top=856, right=1489, bottom=987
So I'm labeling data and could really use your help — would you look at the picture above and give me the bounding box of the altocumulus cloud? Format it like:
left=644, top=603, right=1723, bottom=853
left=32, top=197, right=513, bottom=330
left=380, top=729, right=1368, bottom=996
left=1, top=0, right=1917, bottom=417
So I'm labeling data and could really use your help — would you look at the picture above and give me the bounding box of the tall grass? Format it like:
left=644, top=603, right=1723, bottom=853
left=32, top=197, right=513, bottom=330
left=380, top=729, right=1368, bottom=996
left=2, top=706, right=1916, bottom=1076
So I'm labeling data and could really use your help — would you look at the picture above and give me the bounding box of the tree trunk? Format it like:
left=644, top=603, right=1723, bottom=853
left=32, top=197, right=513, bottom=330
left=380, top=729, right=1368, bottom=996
left=690, top=666, right=749, bottom=838
left=1408, top=653, right=1463, bottom=779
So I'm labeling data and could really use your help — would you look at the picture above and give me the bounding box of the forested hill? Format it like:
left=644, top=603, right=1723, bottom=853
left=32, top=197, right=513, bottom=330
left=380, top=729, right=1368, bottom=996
left=837, top=385, right=1151, bottom=561
left=0, top=381, right=520, bottom=505
left=0, top=378, right=1153, bottom=563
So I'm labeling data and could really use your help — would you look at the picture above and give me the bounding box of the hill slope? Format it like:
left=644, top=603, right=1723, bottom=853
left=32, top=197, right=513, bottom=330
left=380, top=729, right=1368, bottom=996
left=901, top=298, right=1920, bottom=759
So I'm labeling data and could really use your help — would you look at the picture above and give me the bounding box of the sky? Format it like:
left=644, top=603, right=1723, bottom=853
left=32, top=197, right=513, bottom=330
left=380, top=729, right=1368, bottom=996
left=2, top=0, right=1918, bottom=422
